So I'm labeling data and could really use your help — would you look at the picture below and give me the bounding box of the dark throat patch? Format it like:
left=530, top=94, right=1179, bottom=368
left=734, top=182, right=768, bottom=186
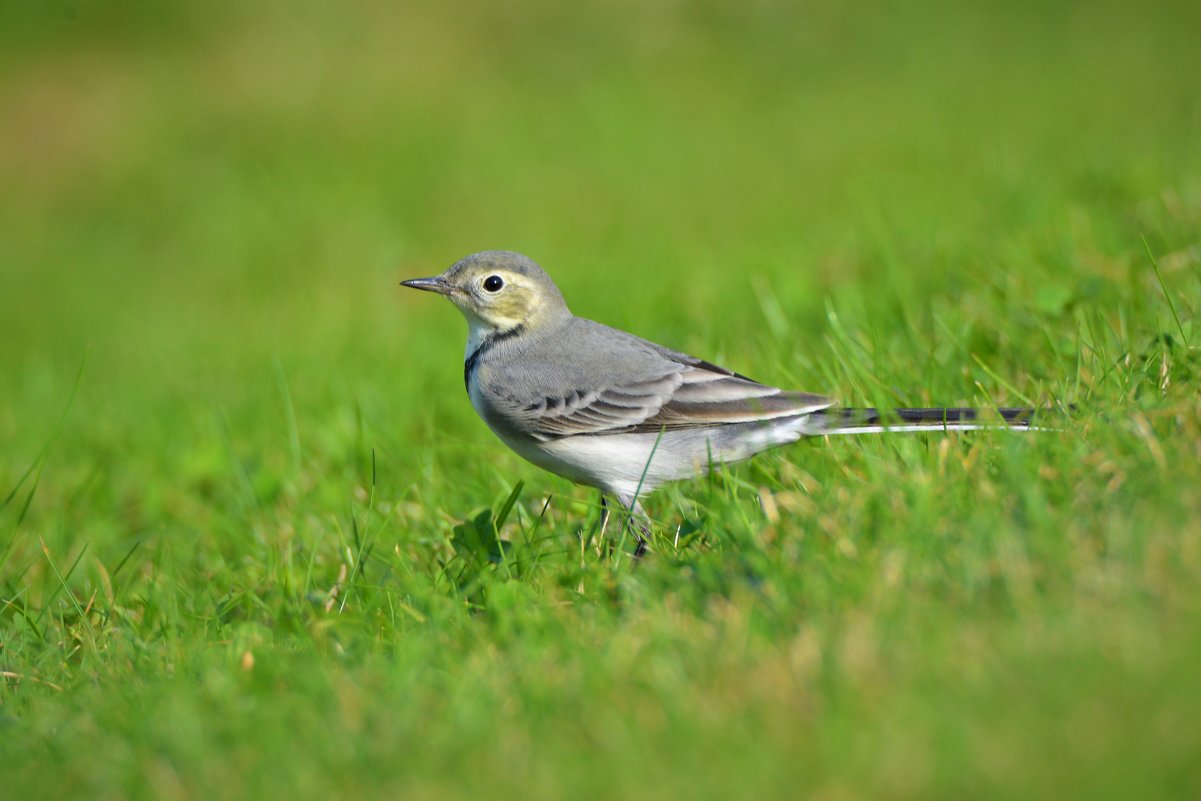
left=463, top=324, right=525, bottom=390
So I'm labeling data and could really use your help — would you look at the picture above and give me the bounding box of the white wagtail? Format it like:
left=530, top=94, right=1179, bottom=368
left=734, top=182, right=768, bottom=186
left=402, top=251, right=1036, bottom=547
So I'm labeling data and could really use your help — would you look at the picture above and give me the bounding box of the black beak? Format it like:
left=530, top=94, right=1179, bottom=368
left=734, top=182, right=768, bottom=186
left=400, top=276, right=453, bottom=294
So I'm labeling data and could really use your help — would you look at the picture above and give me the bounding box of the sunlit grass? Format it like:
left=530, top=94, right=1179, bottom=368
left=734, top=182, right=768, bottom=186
left=2, top=1, right=1200, bottom=799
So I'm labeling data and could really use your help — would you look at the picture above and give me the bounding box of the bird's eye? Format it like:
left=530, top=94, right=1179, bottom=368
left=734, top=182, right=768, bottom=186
left=483, top=275, right=504, bottom=293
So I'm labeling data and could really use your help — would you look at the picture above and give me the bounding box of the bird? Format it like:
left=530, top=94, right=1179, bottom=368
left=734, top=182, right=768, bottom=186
left=401, top=250, right=1039, bottom=551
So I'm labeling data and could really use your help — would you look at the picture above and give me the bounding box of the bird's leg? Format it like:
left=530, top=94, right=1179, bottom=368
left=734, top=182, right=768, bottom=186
left=618, top=494, right=651, bottom=559
left=631, top=523, right=650, bottom=560
left=598, top=494, right=611, bottom=540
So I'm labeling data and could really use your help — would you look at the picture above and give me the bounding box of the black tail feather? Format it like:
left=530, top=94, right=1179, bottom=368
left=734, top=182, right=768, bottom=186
left=813, top=406, right=1038, bottom=431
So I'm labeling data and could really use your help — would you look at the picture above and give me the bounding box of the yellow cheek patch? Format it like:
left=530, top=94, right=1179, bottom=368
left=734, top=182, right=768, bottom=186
left=468, top=276, right=540, bottom=327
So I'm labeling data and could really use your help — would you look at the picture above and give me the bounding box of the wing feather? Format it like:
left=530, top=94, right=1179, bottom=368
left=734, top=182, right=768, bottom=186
left=515, top=362, right=832, bottom=439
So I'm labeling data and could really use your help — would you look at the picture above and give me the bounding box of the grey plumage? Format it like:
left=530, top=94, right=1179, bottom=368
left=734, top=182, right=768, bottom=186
left=401, top=251, right=1040, bottom=535
left=474, top=316, right=832, bottom=438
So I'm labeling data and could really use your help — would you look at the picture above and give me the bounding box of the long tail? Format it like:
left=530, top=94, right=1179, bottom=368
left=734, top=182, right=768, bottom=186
left=810, top=407, right=1039, bottom=435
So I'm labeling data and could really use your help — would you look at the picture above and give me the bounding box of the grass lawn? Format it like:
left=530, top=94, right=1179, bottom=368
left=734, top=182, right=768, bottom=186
left=2, top=1, right=1200, bottom=798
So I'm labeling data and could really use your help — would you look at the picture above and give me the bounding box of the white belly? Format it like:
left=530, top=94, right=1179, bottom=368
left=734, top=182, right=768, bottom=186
left=510, top=428, right=703, bottom=500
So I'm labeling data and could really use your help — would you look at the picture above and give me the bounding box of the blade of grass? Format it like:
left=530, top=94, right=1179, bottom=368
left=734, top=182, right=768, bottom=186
left=1142, top=235, right=1190, bottom=347
left=2, top=349, right=88, bottom=515
left=971, top=353, right=1035, bottom=407
left=273, top=356, right=303, bottom=478
left=36, top=540, right=91, bottom=631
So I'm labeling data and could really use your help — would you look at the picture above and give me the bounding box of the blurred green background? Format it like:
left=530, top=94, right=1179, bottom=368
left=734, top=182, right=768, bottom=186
left=2, top=1, right=1200, bottom=799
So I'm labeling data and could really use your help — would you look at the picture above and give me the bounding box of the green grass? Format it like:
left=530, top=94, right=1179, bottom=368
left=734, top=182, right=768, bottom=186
left=3, top=1, right=1201, bottom=798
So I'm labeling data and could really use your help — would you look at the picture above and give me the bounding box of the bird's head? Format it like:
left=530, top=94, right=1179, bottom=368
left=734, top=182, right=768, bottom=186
left=401, top=251, right=570, bottom=335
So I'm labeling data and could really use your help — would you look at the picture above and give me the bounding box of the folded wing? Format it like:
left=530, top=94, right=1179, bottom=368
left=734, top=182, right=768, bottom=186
left=514, top=361, right=832, bottom=439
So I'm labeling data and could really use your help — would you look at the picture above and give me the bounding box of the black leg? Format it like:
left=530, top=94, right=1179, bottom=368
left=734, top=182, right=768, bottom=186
left=617, top=494, right=651, bottom=559
left=632, top=523, right=649, bottom=559
left=598, top=495, right=611, bottom=537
